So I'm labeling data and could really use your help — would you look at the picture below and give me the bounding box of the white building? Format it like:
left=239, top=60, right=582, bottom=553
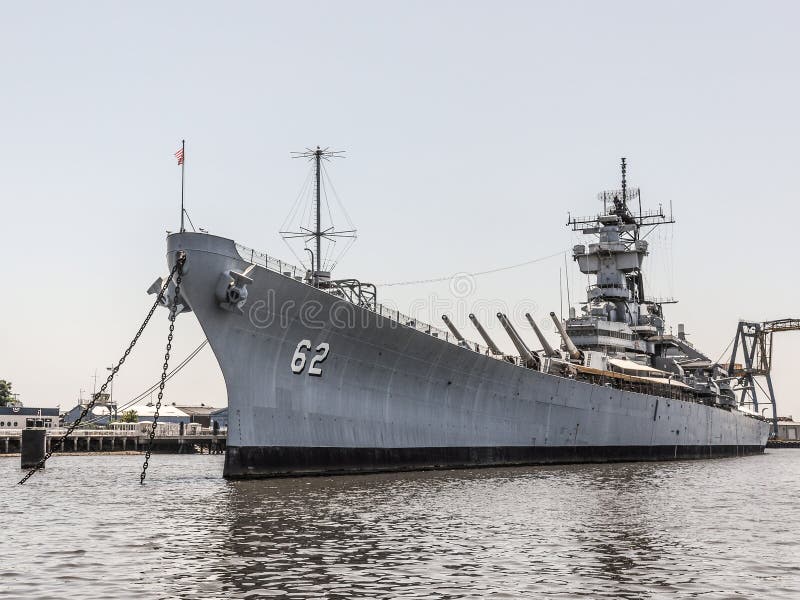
left=776, top=418, right=800, bottom=441
left=122, top=403, right=192, bottom=424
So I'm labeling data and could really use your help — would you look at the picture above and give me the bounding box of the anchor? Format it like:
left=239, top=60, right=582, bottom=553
left=215, top=268, right=254, bottom=315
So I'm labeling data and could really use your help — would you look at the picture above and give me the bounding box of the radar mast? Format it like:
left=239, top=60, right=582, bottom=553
left=280, top=146, right=355, bottom=287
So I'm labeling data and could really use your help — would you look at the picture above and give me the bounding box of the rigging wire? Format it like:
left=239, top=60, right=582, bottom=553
left=321, top=162, right=357, bottom=271
left=321, top=169, right=336, bottom=236
left=321, top=161, right=357, bottom=232
left=712, top=335, right=736, bottom=367
left=124, top=340, right=209, bottom=406
left=319, top=173, right=336, bottom=271
left=753, top=377, right=771, bottom=399
left=280, top=167, right=314, bottom=233
left=378, top=250, right=565, bottom=287
left=668, top=220, right=675, bottom=298
left=69, top=340, right=209, bottom=427
left=78, top=341, right=208, bottom=426
left=280, top=165, right=316, bottom=270
left=183, top=209, right=197, bottom=232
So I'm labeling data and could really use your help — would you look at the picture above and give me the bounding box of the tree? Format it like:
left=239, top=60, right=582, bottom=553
left=0, top=380, right=13, bottom=407
left=120, top=409, right=138, bottom=423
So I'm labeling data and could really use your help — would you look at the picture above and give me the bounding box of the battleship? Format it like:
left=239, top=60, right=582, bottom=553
left=157, top=151, right=769, bottom=478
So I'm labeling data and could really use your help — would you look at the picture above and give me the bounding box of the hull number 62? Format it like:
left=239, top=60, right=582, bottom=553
left=291, top=340, right=330, bottom=376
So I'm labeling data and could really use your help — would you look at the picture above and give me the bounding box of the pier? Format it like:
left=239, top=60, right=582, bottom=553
left=767, top=440, right=800, bottom=449
left=0, top=428, right=226, bottom=455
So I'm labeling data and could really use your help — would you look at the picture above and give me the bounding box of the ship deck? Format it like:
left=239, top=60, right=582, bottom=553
left=232, top=240, right=765, bottom=425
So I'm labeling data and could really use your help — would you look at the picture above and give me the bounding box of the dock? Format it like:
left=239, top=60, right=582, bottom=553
left=767, top=439, right=800, bottom=449
left=0, top=428, right=226, bottom=455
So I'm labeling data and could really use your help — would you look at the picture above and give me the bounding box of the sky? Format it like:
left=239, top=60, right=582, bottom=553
left=1, top=1, right=799, bottom=417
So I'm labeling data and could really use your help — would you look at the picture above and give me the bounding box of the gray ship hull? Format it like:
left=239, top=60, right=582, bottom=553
left=166, top=233, right=770, bottom=479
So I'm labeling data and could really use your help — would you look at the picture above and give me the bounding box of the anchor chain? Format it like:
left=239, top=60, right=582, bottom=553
left=18, top=252, right=187, bottom=485
left=140, top=256, right=185, bottom=485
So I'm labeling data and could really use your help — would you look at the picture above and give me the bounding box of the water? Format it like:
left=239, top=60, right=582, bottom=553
left=2, top=451, right=799, bottom=599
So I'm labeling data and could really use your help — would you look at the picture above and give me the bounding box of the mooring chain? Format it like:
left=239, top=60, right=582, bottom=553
left=18, top=253, right=186, bottom=486
left=140, top=256, right=185, bottom=485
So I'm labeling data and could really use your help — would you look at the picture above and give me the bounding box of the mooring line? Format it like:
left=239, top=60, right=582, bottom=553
left=140, top=255, right=186, bottom=485
left=18, top=253, right=186, bottom=485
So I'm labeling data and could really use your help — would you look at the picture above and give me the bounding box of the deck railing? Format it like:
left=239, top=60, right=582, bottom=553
left=235, top=242, right=503, bottom=359
left=0, top=428, right=227, bottom=438
left=236, top=243, right=306, bottom=280
left=0, top=428, right=141, bottom=437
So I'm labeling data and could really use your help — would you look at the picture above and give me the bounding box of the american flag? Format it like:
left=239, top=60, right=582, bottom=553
left=174, top=146, right=184, bottom=165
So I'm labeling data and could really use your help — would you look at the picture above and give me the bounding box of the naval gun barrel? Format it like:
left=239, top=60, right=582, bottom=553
left=468, top=313, right=503, bottom=355
left=441, top=315, right=467, bottom=345
left=497, top=313, right=538, bottom=367
left=550, top=312, right=581, bottom=360
left=525, top=313, right=557, bottom=357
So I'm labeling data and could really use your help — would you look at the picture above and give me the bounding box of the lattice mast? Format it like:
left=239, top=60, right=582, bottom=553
left=281, top=146, right=353, bottom=287
left=314, top=148, right=321, bottom=285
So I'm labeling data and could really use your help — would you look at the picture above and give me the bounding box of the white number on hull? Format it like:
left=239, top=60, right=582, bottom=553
left=291, top=340, right=312, bottom=373
left=291, top=340, right=330, bottom=376
left=308, top=343, right=330, bottom=376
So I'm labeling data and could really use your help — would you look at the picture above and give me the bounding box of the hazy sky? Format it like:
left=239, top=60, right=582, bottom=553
left=2, top=1, right=799, bottom=417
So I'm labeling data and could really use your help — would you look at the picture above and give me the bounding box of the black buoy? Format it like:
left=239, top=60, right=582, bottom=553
left=21, top=428, right=47, bottom=469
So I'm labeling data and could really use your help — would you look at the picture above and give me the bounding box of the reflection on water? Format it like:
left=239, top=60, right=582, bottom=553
left=3, top=451, right=800, bottom=599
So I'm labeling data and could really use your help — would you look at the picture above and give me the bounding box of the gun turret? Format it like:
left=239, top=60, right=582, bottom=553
left=442, top=315, right=468, bottom=347
left=525, top=313, right=558, bottom=357
left=469, top=313, right=503, bottom=355
left=550, top=312, right=581, bottom=361
left=497, top=313, right=539, bottom=368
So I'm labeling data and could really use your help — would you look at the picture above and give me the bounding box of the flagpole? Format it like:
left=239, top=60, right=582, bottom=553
left=180, top=139, right=185, bottom=233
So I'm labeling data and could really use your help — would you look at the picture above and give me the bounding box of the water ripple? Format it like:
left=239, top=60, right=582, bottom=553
left=2, top=452, right=800, bottom=598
